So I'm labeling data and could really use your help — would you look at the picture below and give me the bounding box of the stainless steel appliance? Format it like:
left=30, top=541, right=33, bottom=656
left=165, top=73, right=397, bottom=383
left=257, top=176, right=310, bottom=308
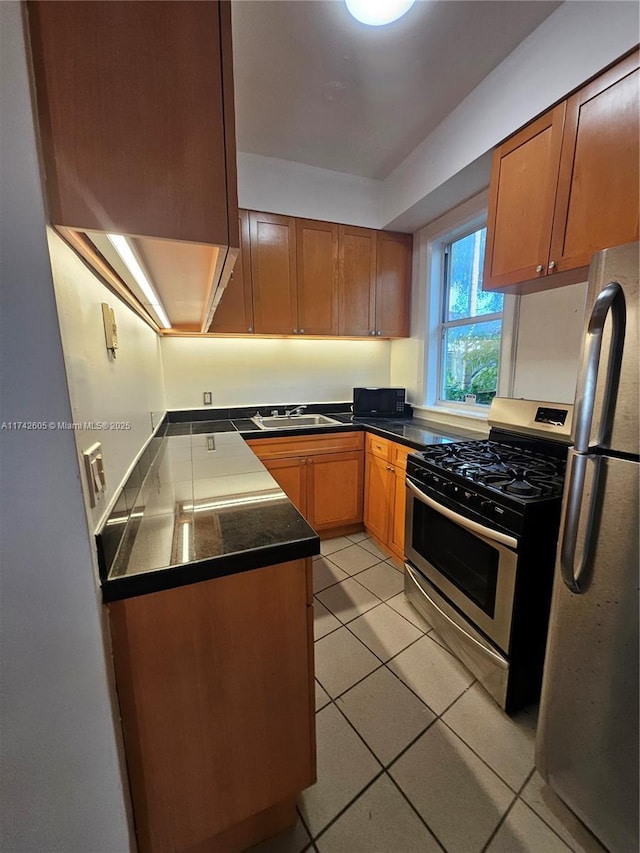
left=536, top=241, right=639, bottom=853
left=352, top=387, right=406, bottom=418
left=404, top=398, right=573, bottom=713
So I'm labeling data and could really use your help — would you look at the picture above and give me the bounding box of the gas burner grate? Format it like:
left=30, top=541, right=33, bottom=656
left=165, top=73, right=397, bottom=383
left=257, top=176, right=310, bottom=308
left=418, top=438, right=567, bottom=501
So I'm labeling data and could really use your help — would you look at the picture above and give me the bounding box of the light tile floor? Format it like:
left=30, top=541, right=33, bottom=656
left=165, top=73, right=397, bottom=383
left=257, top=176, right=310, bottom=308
left=250, top=535, right=606, bottom=853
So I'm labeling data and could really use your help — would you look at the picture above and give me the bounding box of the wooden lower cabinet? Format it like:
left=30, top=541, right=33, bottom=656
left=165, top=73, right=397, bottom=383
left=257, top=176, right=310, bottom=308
left=108, top=559, right=315, bottom=853
left=363, top=433, right=411, bottom=564
left=363, top=453, right=393, bottom=544
left=262, top=456, right=307, bottom=516
left=248, top=432, right=364, bottom=538
left=389, top=463, right=408, bottom=560
left=308, top=450, right=364, bottom=533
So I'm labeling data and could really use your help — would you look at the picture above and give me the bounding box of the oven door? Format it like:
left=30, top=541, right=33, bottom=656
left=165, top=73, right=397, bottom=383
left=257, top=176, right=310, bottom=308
left=405, top=478, right=518, bottom=654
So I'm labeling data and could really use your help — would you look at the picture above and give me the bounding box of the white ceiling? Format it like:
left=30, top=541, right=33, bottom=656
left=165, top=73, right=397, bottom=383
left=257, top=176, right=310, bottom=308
left=232, top=0, right=562, bottom=181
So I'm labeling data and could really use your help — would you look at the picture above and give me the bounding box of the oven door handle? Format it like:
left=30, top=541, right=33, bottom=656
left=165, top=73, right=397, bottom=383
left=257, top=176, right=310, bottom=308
left=406, top=479, right=518, bottom=550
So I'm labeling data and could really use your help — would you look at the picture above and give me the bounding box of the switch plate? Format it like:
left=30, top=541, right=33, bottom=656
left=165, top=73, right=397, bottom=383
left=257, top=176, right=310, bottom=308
left=203, top=391, right=212, bottom=405
left=83, top=442, right=106, bottom=507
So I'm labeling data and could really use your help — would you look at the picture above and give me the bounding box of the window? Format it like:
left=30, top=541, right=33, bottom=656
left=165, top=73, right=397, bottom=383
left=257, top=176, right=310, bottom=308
left=439, top=227, right=503, bottom=406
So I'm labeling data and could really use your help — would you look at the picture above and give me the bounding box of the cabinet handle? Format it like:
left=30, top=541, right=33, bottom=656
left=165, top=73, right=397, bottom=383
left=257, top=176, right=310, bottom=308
left=548, top=261, right=556, bottom=270
left=377, top=330, right=382, bottom=336
left=293, top=328, right=298, bottom=334
left=300, top=328, right=305, bottom=334
left=247, top=326, right=253, bottom=332
left=536, top=264, right=544, bottom=273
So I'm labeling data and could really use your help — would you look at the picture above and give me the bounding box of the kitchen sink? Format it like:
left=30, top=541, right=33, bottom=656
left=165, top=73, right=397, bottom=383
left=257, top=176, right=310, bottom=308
left=251, top=414, right=342, bottom=430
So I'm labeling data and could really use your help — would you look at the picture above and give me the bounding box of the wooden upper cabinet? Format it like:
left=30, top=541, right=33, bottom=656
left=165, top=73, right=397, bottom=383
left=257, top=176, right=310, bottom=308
left=483, top=104, right=566, bottom=291
left=216, top=213, right=411, bottom=338
left=550, top=49, right=639, bottom=272
left=338, top=225, right=377, bottom=335
left=250, top=212, right=298, bottom=334
left=209, top=210, right=254, bottom=333
left=27, top=0, right=238, bottom=248
left=296, top=219, right=339, bottom=335
left=484, top=49, right=639, bottom=295
left=375, top=231, right=412, bottom=337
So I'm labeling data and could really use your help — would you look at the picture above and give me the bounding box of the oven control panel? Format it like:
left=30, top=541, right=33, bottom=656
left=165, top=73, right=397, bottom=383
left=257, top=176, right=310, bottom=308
left=534, top=407, right=569, bottom=426
left=407, top=467, right=525, bottom=538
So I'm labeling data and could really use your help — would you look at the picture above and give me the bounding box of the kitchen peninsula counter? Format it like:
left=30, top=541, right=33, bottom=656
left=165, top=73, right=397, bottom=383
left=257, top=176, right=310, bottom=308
left=99, top=428, right=318, bottom=602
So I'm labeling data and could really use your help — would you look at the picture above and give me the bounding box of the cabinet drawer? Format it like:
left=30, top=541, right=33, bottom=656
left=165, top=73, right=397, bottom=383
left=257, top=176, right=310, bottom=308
left=391, top=443, right=412, bottom=470
left=247, top=431, right=363, bottom=460
left=366, top=433, right=391, bottom=461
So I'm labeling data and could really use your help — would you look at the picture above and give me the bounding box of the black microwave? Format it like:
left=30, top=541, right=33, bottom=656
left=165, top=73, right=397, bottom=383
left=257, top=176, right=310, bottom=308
left=353, top=387, right=406, bottom=418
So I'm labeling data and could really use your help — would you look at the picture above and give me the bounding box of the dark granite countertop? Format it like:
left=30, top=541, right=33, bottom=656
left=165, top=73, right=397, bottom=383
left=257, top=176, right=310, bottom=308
left=100, top=430, right=319, bottom=602
left=99, top=406, right=486, bottom=602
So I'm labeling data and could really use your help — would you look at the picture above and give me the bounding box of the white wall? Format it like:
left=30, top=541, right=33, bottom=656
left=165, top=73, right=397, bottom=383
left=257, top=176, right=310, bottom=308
left=0, top=3, right=132, bottom=850
left=237, top=151, right=382, bottom=227
left=49, top=231, right=166, bottom=531
left=513, top=281, right=588, bottom=404
left=161, top=336, right=391, bottom=409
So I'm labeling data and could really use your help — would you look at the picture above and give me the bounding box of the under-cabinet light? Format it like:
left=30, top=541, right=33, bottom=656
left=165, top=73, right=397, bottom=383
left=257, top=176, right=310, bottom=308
left=106, top=233, right=172, bottom=329
left=345, top=0, right=415, bottom=26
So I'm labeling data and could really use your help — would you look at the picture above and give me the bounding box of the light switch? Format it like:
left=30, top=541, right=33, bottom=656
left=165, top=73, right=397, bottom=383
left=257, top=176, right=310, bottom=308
left=83, top=442, right=106, bottom=507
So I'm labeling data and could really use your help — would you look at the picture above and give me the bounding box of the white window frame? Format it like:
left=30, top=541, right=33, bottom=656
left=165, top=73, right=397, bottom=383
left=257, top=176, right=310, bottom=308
left=421, top=202, right=519, bottom=422
left=437, top=225, right=502, bottom=409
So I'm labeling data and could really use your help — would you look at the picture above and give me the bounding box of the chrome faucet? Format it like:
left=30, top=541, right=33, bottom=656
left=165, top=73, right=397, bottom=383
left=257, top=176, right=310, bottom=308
left=286, top=405, right=307, bottom=417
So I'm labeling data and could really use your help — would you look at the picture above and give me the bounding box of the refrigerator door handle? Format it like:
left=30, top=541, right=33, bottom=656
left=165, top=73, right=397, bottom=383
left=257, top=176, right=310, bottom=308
left=574, top=281, right=625, bottom=453
left=560, top=453, right=601, bottom=594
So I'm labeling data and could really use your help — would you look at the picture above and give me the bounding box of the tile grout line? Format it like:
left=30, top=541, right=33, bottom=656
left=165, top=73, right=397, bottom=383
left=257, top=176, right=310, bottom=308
left=310, top=539, right=573, bottom=853
left=437, top=711, right=535, bottom=797
left=312, top=692, right=448, bottom=851
left=513, top=768, right=593, bottom=853
left=383, top=768, right=449, bottom=852
left=479, top=765, right=538, bottom=853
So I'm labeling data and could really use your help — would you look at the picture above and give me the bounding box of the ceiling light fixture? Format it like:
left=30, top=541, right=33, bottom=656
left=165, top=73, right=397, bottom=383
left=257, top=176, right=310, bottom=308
left=106, top=233, right=172, bottom=329
left=345, top=0, right=415, bottom=26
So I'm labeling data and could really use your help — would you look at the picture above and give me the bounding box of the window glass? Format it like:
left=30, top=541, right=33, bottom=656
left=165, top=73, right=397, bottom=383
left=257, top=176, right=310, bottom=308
left=440, top=227, right=503, bottom=406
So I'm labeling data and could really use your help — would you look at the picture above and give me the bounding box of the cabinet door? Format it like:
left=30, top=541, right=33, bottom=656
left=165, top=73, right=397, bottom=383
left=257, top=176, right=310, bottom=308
left=483, top=104, right=566, bottom=291
left=27, top=1, right=235, bottom=246
left=262, top=457, right=307, bottom=517
left=296, top=219, right=339, bottom=336
left=209, top=210, right=254, bottom=333
left=338, top=225, right=377, bottom=336
left=388, top=465, right=407, bottom=563
left=250, top=212, right=298, bottom=334
left=375, top=231, right=412, bottom=337
left=108, top=561, right=314, bottom=853
left=363, top=453, right=393, bottom=543
left=550, top=50, right=639, bottom=273
left=307, top=451, right=364, bottom=531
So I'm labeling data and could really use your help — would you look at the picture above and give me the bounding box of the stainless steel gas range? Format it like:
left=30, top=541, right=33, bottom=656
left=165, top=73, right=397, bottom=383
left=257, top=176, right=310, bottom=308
left=404, top=398, right=573, bottom=713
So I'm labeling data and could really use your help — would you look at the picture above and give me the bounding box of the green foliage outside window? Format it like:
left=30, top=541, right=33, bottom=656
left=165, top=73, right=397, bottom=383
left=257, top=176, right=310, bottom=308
left=441, top=228, right=503, bottom=406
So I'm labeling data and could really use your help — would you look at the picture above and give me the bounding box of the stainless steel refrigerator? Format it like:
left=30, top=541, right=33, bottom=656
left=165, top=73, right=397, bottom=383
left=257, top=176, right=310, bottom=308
left=536, top=241, right=639, bottom=853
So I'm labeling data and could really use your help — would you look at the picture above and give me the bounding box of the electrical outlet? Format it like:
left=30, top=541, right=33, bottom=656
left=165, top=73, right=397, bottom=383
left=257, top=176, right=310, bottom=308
left=203, top=391, right=212, bottom=405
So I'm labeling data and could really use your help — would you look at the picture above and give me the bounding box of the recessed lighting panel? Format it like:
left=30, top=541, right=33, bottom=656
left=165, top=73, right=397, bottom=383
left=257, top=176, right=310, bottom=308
left=345, top=0, right=416, bottom=26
